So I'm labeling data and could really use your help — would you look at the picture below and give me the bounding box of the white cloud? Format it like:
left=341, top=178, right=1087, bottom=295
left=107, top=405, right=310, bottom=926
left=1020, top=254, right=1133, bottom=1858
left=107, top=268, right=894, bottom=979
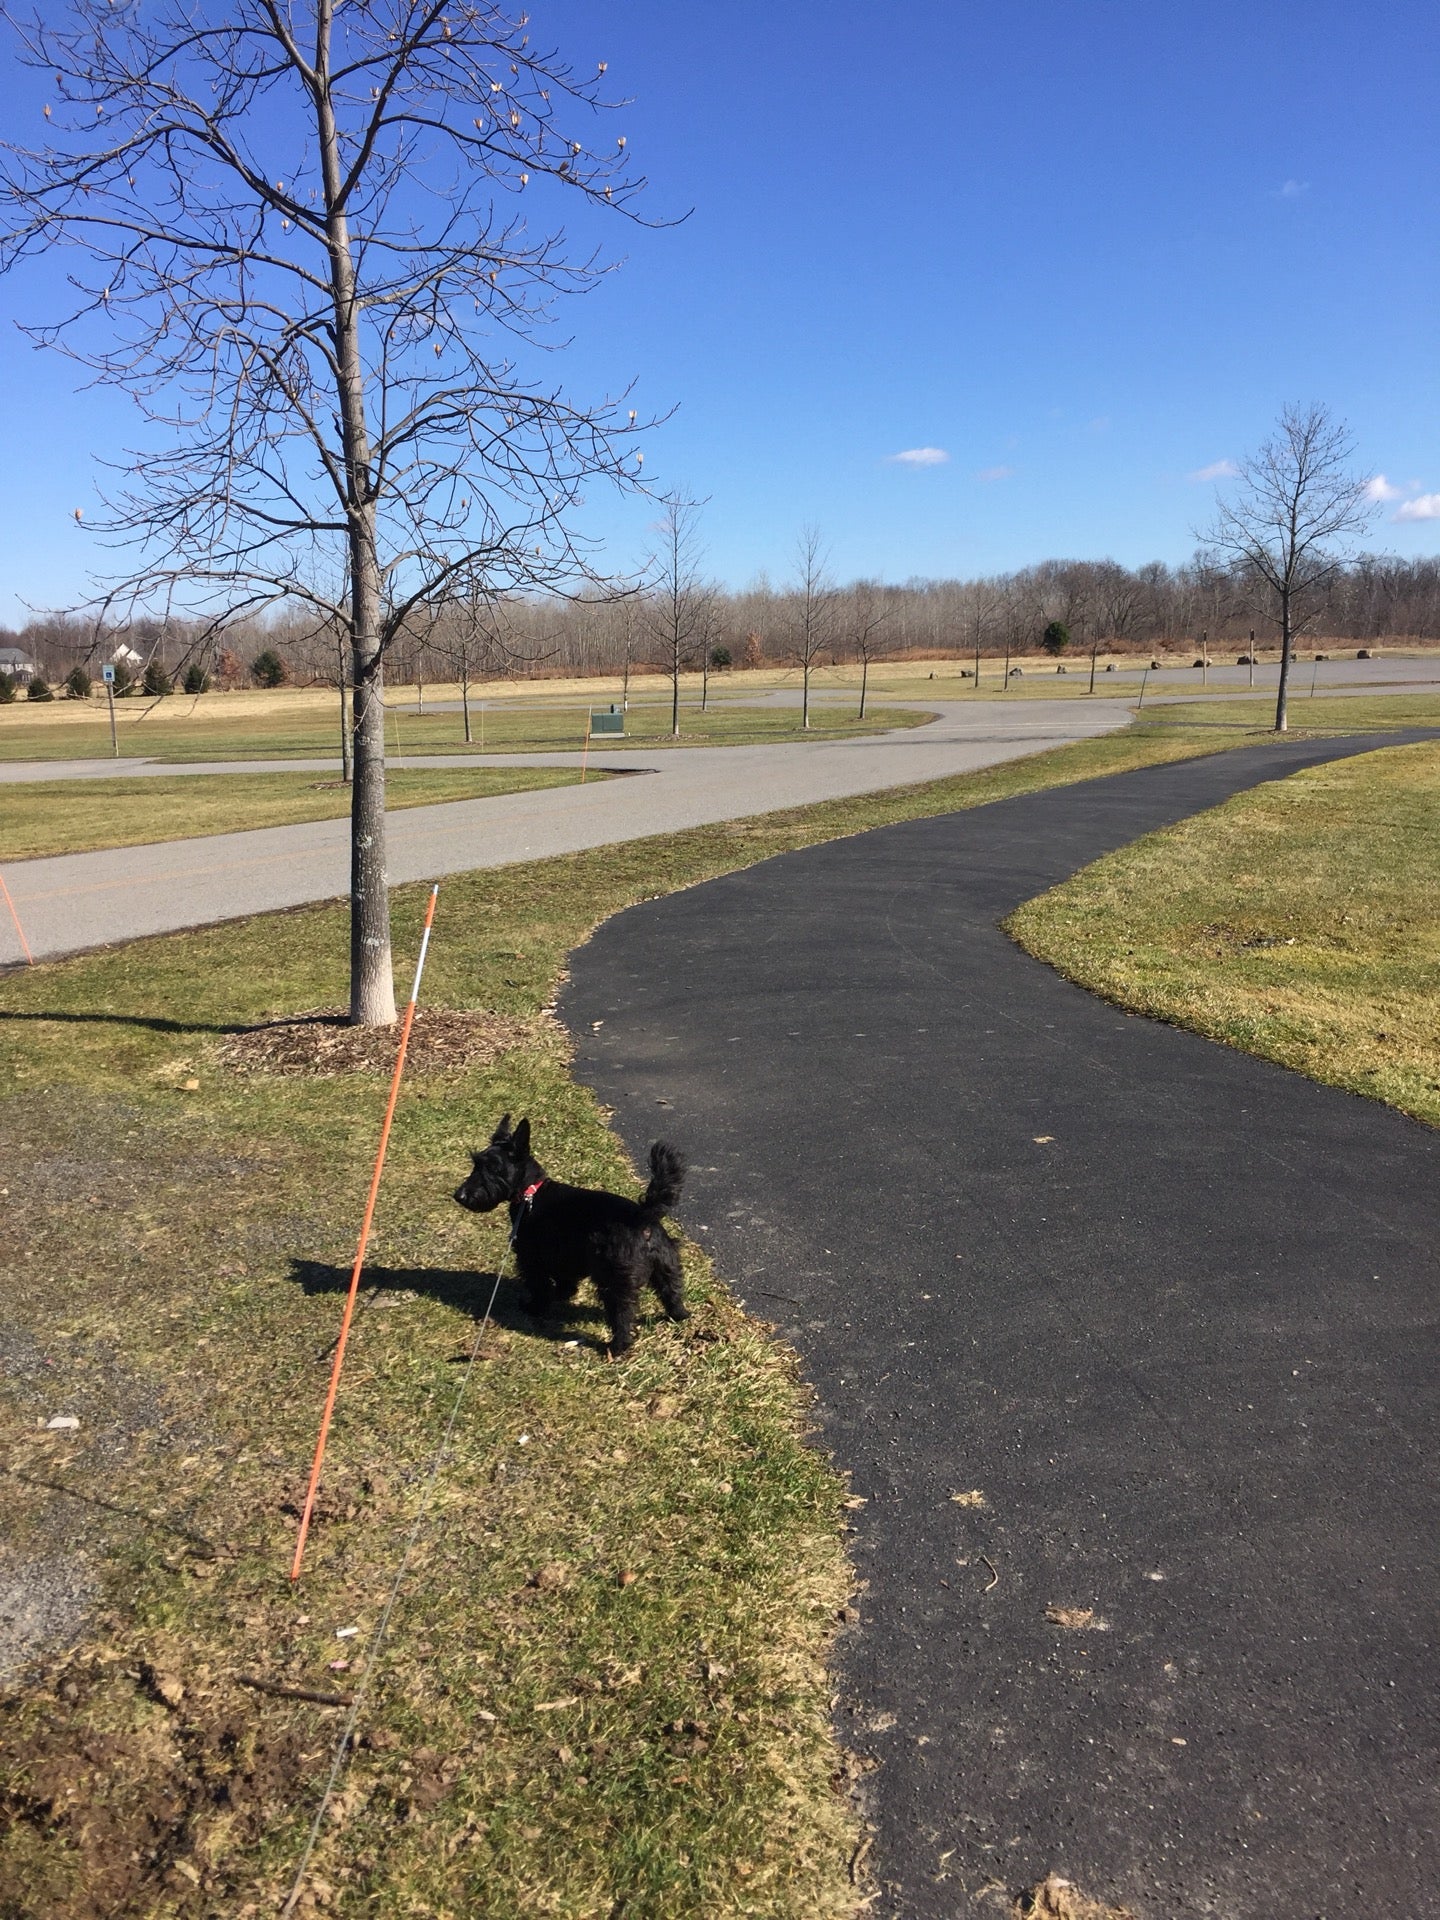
left=1365, top=474, right=1403, bottom=502
left=1190, top=459, right=1239, bottom=483
left=1394, top=493, right=1440, bottom=522
left=1277, top=178, right=1309, bottom=198
left=886, top=447, right=949, bottom=468
left=975, top=464, right=1014, bottom=482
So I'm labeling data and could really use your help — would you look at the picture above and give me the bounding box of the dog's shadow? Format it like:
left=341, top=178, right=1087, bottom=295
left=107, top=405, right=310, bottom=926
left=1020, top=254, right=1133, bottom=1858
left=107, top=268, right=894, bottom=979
left=287, top=1257, right=612, bottom=1353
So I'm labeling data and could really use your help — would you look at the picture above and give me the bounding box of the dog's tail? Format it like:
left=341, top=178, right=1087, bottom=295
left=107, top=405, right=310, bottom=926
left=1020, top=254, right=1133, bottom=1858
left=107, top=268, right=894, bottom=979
left=640, top=1141, right=685, bottom=1217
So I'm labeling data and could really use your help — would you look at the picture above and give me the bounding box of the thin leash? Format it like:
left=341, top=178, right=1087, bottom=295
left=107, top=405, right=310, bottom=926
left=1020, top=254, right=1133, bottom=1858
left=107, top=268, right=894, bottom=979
left=279, top=1246, right=510, bottom=1918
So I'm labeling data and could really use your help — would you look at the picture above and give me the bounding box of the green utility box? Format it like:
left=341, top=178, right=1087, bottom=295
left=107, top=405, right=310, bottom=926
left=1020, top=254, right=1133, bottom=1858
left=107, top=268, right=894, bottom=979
left=590, top=705, right=625, bottom=737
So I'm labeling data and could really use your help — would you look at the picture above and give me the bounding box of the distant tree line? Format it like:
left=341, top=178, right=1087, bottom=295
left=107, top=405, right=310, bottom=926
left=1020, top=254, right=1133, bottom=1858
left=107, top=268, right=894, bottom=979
left=3, top=550, right=1438, bottom=692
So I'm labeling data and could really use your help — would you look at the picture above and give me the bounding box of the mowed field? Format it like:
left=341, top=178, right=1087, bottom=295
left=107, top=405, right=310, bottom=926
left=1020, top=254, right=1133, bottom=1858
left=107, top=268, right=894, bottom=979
left=0, top=677, right=931, bottom=763
left=0, top=766, right=607, bottom=863
left=5, top=645, right=1436, bottom=764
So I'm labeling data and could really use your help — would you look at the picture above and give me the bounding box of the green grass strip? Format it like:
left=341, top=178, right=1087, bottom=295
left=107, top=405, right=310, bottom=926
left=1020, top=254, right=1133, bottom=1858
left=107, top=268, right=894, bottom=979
left=1008, top=738, right=1440, bottom=1130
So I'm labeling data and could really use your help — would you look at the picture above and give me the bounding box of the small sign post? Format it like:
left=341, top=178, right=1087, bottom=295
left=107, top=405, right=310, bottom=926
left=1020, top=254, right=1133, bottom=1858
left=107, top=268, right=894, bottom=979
left=102, top=662, right=118, bottom=757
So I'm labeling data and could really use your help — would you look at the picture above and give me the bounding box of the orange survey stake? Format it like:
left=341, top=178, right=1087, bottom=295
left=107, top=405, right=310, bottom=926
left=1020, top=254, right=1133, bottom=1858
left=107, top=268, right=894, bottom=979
left=290, top=885, right=439, bottom=1581
left=0, top=867, right=33, bottom=966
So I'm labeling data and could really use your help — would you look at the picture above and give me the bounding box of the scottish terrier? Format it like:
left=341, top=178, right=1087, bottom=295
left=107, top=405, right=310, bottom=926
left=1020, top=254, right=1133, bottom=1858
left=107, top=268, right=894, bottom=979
left=454, top=1115, right=688, bottom=1356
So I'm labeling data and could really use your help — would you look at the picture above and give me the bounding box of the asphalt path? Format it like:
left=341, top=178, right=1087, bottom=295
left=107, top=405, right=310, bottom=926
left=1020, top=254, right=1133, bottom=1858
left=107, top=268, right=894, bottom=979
left=0, top=698, right=1130, bottom=964
left=559, top=731, right=1439, bottom=1919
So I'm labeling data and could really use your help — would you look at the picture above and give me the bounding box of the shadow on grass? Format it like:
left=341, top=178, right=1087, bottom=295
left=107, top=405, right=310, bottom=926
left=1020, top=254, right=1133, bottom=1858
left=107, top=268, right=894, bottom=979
left=0, top=1007, right=242, bottom=1035
left=287, top=1256, right=612, bottom=1352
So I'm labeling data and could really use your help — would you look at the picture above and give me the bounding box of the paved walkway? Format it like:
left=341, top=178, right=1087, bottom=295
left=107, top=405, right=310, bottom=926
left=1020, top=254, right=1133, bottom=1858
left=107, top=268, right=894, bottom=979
left=561, top=731, right=1439, bottom=1920
left=0, top=699, right=1130, bottom=964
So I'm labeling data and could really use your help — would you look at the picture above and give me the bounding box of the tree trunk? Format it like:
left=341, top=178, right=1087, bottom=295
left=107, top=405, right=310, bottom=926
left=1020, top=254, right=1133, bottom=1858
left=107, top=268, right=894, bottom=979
left=461, top=661, right=471, bottom=743
left=350, top=620, right=396, bottom=1025
left=802, top=656, right=811, bottom=729
left=858, top=652, right=868, bottom=720
left=1275, top=595, right=1292, bottom=732
left=671, top=648, right=680, bottom=736
left=973, top=635, right=981, bottom=690
left=317, top=11, right=395, bottom=1025
left=1088, top=636, right=1099, bottom=695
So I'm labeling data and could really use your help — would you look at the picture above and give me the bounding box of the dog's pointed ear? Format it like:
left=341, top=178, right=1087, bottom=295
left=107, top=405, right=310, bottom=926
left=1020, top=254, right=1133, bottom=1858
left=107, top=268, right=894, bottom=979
left=490, top=1113, right=512, bottom=1145
left=512, top=1117, right=531, bottom=1159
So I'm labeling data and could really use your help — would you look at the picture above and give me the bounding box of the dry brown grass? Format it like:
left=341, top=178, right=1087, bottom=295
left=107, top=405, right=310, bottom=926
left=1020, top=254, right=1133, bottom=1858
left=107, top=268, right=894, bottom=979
left=1014, top=1873, right=1139, bottom=1920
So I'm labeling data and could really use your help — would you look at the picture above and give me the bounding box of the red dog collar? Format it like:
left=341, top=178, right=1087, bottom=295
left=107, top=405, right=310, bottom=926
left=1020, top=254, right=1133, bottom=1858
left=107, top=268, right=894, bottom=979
left=519, top=1179, right=545, bottom=1207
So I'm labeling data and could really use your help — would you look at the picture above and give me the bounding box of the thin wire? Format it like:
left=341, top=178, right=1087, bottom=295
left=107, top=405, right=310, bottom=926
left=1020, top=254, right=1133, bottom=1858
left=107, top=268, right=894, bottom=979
left=279, top=1260, right=506, bottom=1919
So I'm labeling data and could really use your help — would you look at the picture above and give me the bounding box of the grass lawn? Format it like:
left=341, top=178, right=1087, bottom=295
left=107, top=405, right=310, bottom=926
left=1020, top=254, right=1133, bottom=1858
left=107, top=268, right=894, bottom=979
left=0, top=688, right=929, bottom=764
left=1008, top=739, right=1440, bottom=1130
left=0, top=766, right=603, bottom=863
left=2, top=692, right=1436, bottom=1917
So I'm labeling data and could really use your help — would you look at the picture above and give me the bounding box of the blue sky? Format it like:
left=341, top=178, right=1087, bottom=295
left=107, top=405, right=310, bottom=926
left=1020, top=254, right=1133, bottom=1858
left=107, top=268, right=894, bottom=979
left=0, top=0, right=1436, bottom=619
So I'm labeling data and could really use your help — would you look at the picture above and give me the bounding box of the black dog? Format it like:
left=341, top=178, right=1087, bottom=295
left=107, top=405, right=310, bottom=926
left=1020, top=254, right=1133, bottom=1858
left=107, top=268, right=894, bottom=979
left=454, top=1115, right=688, bottom=1356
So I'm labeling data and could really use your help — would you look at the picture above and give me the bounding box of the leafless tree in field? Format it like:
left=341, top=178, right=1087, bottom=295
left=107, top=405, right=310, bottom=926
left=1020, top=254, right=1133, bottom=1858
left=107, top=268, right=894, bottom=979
left=434, top=582, right=541, bottom=743
left=964, top=577, right=1006, bottom=691
left=1085, top=561, right=1143, bottom=694
left=694, top=586, right=726, bottom=712
left=1201, top=405, right=1375, bottom=731
left=643, top=491, right=708, bottom=737
left=0, top=1, right=660, bottom=1021
left=786, top=525, right=835, bottom=730
left=441, top=589, right=498, bottom=748
left=846, top=581, right=891, bottom=719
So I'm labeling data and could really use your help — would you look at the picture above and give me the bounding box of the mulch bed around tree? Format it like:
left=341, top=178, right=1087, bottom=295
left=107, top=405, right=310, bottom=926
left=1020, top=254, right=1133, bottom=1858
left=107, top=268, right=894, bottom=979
left=214, top=1006, right=540, bottom=1077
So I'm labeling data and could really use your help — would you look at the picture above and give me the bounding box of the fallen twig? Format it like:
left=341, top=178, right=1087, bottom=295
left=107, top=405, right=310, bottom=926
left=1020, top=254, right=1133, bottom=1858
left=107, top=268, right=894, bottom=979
left=237, top=1674, right=354, bottom=1708
left=981, top=1553, right=999, bottom=1593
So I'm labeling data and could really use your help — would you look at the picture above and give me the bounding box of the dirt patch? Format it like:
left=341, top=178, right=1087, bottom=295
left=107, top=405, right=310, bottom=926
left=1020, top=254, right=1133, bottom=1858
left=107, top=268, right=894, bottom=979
left=0, top=1652, right=318, bottom=1917
left=214, top=1005, right=540, bottom=1077
left=1015, top=1874, right=1139, bottom=1919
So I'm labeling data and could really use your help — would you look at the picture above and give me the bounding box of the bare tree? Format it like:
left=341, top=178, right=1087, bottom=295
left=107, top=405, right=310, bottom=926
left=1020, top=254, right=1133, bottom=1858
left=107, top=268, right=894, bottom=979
left=964, top=577, right=1007, bottom=691
left=436, top=587, right=492, bottom=746
left=1201, top=405, right=1376, bottom=731
left=695, top=586, right=725, bottom=712
left=0, top=2, right=658, bottom=1021
left=847, top=581, right=891, bottom=719
left=1086, top=560, right=1143, bottom=694
left=786, top=525, right=834, bottom=729
left=643, top=491, right=708, bottom=737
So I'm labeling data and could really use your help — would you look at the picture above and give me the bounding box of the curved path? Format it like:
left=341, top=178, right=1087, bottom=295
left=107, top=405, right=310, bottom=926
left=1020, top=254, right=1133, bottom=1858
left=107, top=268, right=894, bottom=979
left=0, top=698, right=1129, bottom=965
left=560, top=732, right=1439, bottom=1920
